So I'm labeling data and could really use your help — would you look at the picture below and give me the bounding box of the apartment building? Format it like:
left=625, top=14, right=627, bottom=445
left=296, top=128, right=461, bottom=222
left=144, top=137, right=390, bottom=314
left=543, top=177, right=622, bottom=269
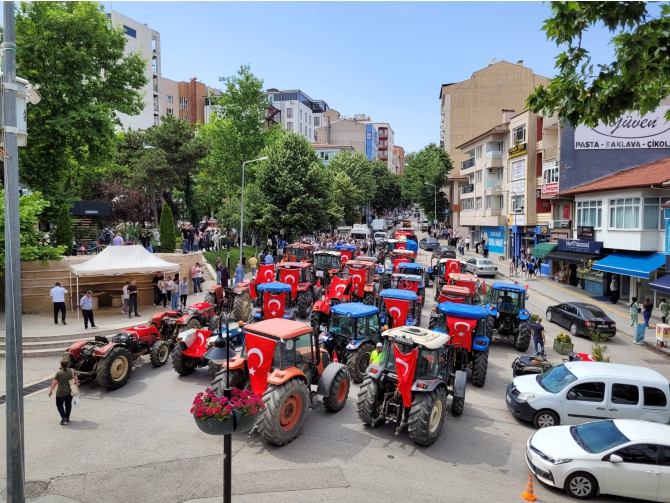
left=312, top=144, right=355, bottom=165
left=392, top=145, right=405, bottom=176
left=439, top=60, right=550, bottom=175
left=266, top=89, right=329, bottom=143
left=109, top=11, right=161, bottom=130
left=161, top=77, right=221, bottom=124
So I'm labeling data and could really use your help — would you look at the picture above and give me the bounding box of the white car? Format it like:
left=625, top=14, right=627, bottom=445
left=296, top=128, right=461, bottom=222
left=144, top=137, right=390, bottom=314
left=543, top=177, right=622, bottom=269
left=465, top=258, right=498, bottom=277
left=526, top=419, right=670, bottom=501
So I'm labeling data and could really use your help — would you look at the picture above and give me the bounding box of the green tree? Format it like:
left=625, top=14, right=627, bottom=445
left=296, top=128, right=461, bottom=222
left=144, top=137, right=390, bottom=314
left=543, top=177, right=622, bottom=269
left=527, top=2, right=670, bottom=126
left=370, top=160, right=402, bottom=215
left=159, top=202, right=176, bottom=253
left=324, top=169, right=359, bottom=227
left=401, top=144, right=452, bottom=222
left=53, top=204, right=74, bottom=255
left=327, top=150, right=375, bottom=208
left=15, top=1, right=147, bottom=216
left=256, top=133, right=330, bottom=239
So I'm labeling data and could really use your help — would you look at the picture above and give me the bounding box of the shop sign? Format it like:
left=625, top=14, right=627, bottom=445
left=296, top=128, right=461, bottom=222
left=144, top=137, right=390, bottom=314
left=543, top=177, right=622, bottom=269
left=510, top=180, right=525, bottom=193
left=560, top=219, right=572, bottom=229
left=541, top=182, right=559, bottom=197
left=462, top=184, right=474, bottom=194
left=508, top=142, right=527, bottom=158
left=511, top=159, right=526, bottom=180
left=69, top=200, right=110, bottom=216
left=575, top=106, right=670, bottom=149
left=508, top=214, right=525, bottom=226
left=577, top=226, right=595, bottom=241
left=482, top=226, right=505, bottom=254
left=557, top=238, right=602, bottom=255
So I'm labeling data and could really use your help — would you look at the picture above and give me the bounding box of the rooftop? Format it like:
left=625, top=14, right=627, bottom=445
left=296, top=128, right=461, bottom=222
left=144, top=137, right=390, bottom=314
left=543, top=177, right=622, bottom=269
left=560, top=158, right=670, bottom=195
left=456, top=123, right=509, bottom=150
left=311, top=144, right=355, bottom=150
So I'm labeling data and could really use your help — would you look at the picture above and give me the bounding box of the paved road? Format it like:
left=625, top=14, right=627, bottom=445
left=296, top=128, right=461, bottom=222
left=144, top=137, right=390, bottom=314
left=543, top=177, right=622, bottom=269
left=0, top=221, right=664, bottom=503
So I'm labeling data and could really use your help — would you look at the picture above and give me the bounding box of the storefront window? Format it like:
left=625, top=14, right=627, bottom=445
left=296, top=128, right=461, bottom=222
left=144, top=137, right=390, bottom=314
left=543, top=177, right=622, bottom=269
left=577, top=200, right=602, bottom=228
left=609, top=198, right=640, bottom=229
left=576, top=259, right=604, bottom=287
left=643, top=197, right=660, bottom=229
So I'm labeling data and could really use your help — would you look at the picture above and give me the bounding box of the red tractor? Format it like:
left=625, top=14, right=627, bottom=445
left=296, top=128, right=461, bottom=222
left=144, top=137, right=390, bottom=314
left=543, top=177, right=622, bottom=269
left=313, top=250, right=342, bottom=289
left=276, top=262, right=316, bottom=319
left=251, top=282, right=296, bottom=321
left=431, top=258, right=465, bottom=301
left=381, top=249, right=417, bottom=289
left=344, top=260, right=379, bottom=305
left=310, top=275, right=352, bottom=334
left=449, top=273, right=481, bottom=296
left=428, top=285, right=479, bottom=329
left=394, top=228, right=418, bottom=243
left=204, top=283, right=253, bottom=322
left=64, top=325, right=170, bottom=390
left=281, top=243, right=315, bottom=263
left=333, top=245, right=358, bottom=263
left=149, top=301, right=218, bottom=348
left=171, top=323, right=245, bottom=377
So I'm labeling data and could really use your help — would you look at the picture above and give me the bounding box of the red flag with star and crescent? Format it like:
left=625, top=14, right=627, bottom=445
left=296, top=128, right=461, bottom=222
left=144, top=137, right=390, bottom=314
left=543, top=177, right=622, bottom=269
left=447, top=316, right=478, bottom=350
left=257, top=264, right=275, bottom=285
left=392, top=343, right=418, bottom=407
left=245, top=332, right=277, bottom=395
left=446, top=259, right=461, bottom=275
left=262, top=291, right=285, bottom=320
left=279, top=268, right=300, bottom=297
left=383, top=297, right=409, bottom=326
left=329, top=276, right=351, bottom=300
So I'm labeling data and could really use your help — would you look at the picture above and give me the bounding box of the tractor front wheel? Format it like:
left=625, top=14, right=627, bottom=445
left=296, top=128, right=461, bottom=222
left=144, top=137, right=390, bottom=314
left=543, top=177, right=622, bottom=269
left=408, top=387, right=447, bottom=447
left=178, top=318, right=201, bottom=335
left=382, top=273, right=392, bottom=290
left=208, top=315, right=221, bottom=332
left=296, top=289, right=313, bottom=319
left=232, top=291, right=252, bottom=322
left=363, top=291, right=375, bottom=306
left=208, top=361, right=222, bottom=377
left=356, top=377, right=382, bottom=426
left=433, top=282, right=440, bottom=302
left=451, top=395, right=465, bottom=416
left=347, top=342, right=374, bottom=384
left=423, top=271, right=431, bottom=288
left=96, top=346, right=132, bottom=390
left=204, top=291, right=216, bottom=305
left=323, top=368, right=350, bottom=412
left=428, top=315, right=437, bottom=330
left=486, top=315, right=495, bottom=339
left=310, top=311, right=322, bottom=335
left=171, top=342, right=197, bottom=376
left=257, top=378, right=309, bottom=446
left=471, top=348, right=489, bottom=387
left=149, top=340, right=170, bottom=367
left=211, top=368, right=247, bottom=393
left=515, top=320, right=531, bottom=352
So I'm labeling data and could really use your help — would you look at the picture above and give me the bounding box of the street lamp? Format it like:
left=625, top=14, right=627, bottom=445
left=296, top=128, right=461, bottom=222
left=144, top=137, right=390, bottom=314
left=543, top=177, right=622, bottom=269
left=424, top=182, right=437, bottom=224
left=240, top=156, right=268, bottom=270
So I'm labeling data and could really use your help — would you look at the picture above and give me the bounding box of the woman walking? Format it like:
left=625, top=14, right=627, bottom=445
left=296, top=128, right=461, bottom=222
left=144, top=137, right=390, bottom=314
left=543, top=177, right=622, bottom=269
left=629, top=296, right=640, bottom=327
left=643, top=298, right=653, bottom=328
left=660, top=298, right=669, bottom=324
left=48, top=358, right=79, bottom=425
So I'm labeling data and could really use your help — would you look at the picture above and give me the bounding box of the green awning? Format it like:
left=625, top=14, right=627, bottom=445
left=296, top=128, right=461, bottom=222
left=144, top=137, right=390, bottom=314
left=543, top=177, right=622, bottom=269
left=532, top=242, right=557, bottom=258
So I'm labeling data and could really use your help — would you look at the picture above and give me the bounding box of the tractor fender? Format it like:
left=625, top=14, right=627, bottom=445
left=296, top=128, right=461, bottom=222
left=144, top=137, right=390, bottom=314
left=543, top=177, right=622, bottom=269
left=313, top=300, right=330, bottom=315
left=177, top=313, right=193, bottom=325
left=221, top=356, right=246, bottom=372
left=316, top=361, right=347, bottom=397
left=366, top=363, right=384, bottom=380
left=473, top=335, right=489, bottom=351
left=518, top=309, right=531, bottom=321
left=297, top=283, right=310, bottom=292
left=346, top=338, right=369, bottom=350
left=151, top=312, right=168, bottom=324
left=65, top=340, right=89, bottom=360
left=267, top=366, right=306, bottom=387
left=486, top=304, right=498, bottom=317
left=453, top=370, right=467, bottom=398
left=411, top=379, right=446, bottom=393
left=94, top=343, right=118, bottom=358
left=284, top=309, right=297, bottom=320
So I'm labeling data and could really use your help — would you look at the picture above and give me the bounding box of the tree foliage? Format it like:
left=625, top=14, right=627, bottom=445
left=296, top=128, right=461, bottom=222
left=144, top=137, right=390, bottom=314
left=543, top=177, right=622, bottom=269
left=370, top=160, right=402, bottom=215
left=159, top=202, right=176, bottom=253
left=53, top=204, right=74, bottom=255
left=326, top=150, right=375, bottom=207
left=401, top=144, right=452, bottom=222
left=325, top=169, right=359, bottom=227
left=527, top=2, right=670, bottom=126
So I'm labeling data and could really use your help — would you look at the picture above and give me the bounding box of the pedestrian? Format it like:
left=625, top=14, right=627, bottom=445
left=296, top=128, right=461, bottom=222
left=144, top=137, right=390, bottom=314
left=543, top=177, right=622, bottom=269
left=170, top=275, right=179, bottom=309
left=220, top=264, right=230, bottom=288
left=643, top=298, right=653, bottom=328
left=369, top=342, right=383, bottom=364
left=48, top=358, right=79, bottom=425
left=164, top=276, right=173, bottom=308
left=536, top=257, right=543, bottom=277
left=474, top=241, right=480, bottom=254
left=120, top=280, right=129, bottom=315
left=465, top=237, right=470, bottom=251
left=50, top=281, right=68, bottom=326
left=180, top=277, right=189, bottom=309
left=531, top=317, right=545, bottom=357
left=158, top=276, right=167, bottom=308
left=80, top=290, right=97, bottom=329
left=112, top=232, right=123, bottom=246
left=152, top=273, right=161, bottom=308
left=509, top=258, right=515, bottom=277
left=139, top=230, right=149, bottom=249
left=191, top=262, right=202, bottom=295
left=215, top=257, right=224, bottom=285
left=187, top=225, right=195, bottom=253
left=527, top=259, right=534, bottom=279
left=660, top=298, right=669, bottom=324
left=629, top=296, right=640, bottom=327
left=265, top=252, right=274, bottom=265
left=520, top=259, right=527, bottom=280
left=609, top=276, right=619, bottom=304
left=127, top=280, right=139, bottom=318
left=234, top=261, right=245, bottom=285
left=249, top=255, right=257, bottom=278
left=482, top=245, right=489, bottom=259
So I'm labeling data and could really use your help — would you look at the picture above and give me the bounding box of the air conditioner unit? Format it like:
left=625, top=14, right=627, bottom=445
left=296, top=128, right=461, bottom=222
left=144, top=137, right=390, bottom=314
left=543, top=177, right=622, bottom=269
left=548, top=221, right=555, bottom=229
left=488, top=168, right=494, bottom=173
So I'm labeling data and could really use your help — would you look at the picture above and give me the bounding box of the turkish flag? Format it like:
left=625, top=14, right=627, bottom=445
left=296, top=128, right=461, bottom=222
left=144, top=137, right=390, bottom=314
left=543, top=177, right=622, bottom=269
left=329, top=276, right=351, bottom=300
left=393, top=343, right=418, bottom=407
left=384, top=297, right=409, bottom=326
left=439, top=292, right=466, bottom=304
left=279, top=268, right=300, bottom=297
left=258, top=264, right=275, bottom=285
left=348, top=266, right=366, bottom=297
left=245, top=332, right=277, bottom=395
left=446, top=260, right=460, bottom=275
left=447, top=316, right=477, bottom=350
left=263, top=291, right=285, bottom=319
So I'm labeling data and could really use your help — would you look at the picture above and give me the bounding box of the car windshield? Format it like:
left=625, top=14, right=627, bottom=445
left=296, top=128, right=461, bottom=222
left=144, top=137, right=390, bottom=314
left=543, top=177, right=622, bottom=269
left=580, top=306, right=606, bottom=318
left=288, top=248, right=304, bottom=260
left=537, top=364, right=578, bottom=393
left=491, top=289, right=523, bottom=307
left=570, top=421, right=630, bottom=454
left=315, top=254, right=339, bottom=269
left=328, top=314, right=355, bottom=339
left=478, top=260, right=494, bottom=265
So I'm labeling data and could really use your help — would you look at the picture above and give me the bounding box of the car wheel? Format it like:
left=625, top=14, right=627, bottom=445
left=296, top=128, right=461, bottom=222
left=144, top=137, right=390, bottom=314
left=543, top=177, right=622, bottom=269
left=545, top=310, right=553, bottom=323
left=564, top=472, right=598, bottom=499
left=533, top=409, right=558, bottom=428
left=570, top=323, right=578, bottom=337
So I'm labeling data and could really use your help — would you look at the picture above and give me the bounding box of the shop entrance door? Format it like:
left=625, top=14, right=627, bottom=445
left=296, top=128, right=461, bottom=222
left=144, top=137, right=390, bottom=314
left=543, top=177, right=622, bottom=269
left=620, top=275, right=630, bottom=301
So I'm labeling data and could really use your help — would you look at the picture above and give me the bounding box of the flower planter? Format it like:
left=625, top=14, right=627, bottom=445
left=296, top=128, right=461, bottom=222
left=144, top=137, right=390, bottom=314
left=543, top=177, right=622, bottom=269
left=194, top=416, right=234, bottom=436
left=234, top=410, right=259, bottom=433
left=553, top=339, right=574, bottom=355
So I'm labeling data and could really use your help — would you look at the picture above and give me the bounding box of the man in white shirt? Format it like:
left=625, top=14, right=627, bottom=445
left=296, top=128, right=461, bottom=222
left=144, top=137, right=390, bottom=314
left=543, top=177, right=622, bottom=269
left=50, top=282, right=68, bottom=325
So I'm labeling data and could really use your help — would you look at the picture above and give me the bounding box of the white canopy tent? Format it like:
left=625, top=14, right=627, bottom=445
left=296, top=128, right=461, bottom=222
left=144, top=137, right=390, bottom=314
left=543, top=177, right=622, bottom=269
left=69, top=245, right=181, bottom=319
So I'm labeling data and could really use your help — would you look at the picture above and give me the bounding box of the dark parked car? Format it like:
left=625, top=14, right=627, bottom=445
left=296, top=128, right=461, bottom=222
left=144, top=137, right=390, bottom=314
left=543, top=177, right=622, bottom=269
left=419, top=236, right=440, bottom=251
left=433, top=245, right=456, bottom=259
left=545, top=302, right=616, bottom=337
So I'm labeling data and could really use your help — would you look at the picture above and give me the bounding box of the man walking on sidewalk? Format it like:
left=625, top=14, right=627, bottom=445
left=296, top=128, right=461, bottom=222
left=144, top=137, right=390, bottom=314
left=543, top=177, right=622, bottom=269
left=609, top=276, right=619, bottom=304
left=50, top=282, right=68, bottom=326
left=127, top=280, right=139, bottom=318
left=80, top=291, right=97, bottom=329
left=532, top=317, right=545, bottom=357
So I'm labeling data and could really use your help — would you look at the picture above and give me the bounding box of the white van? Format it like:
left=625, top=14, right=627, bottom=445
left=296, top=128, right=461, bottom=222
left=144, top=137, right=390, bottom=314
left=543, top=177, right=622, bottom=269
left=506, top=361, right=670, bottom=428
left=350, top=223, right=371, bottom=241
left=371, top=219, right=386, bottom=232
left=336, top=226, right=352, bottom=237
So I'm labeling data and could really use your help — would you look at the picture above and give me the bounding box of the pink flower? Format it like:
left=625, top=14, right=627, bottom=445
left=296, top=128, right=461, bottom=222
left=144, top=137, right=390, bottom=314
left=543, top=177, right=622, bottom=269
left=190, top=407, right=195, bottom=414
left=214, top=406, right=222, bottom=414
left=195, top=409, right=204, bottom=418
left=206, top=407, right=214, bottom=416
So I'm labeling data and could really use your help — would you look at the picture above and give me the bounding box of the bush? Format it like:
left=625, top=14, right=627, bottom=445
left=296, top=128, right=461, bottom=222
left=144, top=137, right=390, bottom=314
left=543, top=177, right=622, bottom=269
left=529, top=313, right=539, bottom=323
left=556, top=332, right=572, bottom=344
left=588, top=330, right=611, bottom=362
left=53, top=204, right=74, bottom=255
left=159, top=202, right=176, bottom=253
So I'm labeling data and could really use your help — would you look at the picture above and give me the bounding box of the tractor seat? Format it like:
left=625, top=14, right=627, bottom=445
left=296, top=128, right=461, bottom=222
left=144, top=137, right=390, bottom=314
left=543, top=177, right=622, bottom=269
left=165, top=310, right=180, bottom=317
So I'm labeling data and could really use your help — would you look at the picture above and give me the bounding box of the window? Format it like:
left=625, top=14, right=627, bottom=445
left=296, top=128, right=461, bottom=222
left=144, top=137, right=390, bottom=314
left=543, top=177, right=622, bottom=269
left=664, top=447, right=670, bottom=466
left=577, top=200, right=602, bottom=228
left=513, top=124, right=526, bottom=144
left=476, top=170, right=483, bottom=184
left=166, top=108, right=174, bottom=116
left=486, top=195, right=503, bottom=209
left=611, top=383, right=640, bottom=405
left=123, top=25, right=137, bottom=38
left=286, top=108, right=293, bottom=118
left=512, top=195, right=524, bottom=213
left=566, top=382, right=605, bottom=402
left=179, top=97, right=188, bottom=110
left=542, top=160, right=559, bottom=183
left=643, top=387, right=668, bottom=407
left=314, top=117, right=320, bottom=127
left=314, top=131, right=318, bottom=142
left=180, top=116, right=188, bottom=122
left=286, top=122, right=293, bottom=131
left=643, top=197, right=660, bottom=229
left=300, top=123, right=303, bottom=134
left=476, top=197, right=482, bottom=210
left=152, top=38, right=157, bottom=51
left=152, top=57, right=157, bottom=73
left=300, top=109, right=303, bottom=120
left=609, top=198, right=640, bottom=229
left=309, top=115, right=312, bottom=125
left=166, top=95, right=174, bottom=103
left=153, top=116, right=159, bottom=126
left=613, top=444, right=659, bottom=465
left=511, top=159, right=525, bottom=180
left=475, top=145, right=483, bottom=159
left=462, top=198, right=474, bottom=211
left=308, top=128, right=311, bottom=138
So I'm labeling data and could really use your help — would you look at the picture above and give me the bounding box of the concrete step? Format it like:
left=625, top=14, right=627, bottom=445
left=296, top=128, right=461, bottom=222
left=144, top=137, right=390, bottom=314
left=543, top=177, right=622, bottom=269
left=0, top=347, right=73, bottom=358
left=0, top=337, right=96, bottom=351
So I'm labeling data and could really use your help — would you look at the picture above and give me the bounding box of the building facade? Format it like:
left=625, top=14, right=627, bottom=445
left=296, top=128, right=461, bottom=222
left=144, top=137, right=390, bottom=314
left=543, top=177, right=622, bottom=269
left=392, top=145, right=405, bottom=176
left=266, top=89, right=329, bottom=143
left=312, top=144, right=355, bottom=165
left=161, top=77, right=220, bottom=124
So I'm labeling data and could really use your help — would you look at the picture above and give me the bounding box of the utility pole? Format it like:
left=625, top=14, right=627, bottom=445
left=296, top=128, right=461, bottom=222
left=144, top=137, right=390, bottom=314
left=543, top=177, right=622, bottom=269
left=3, top=2, right=26, bottom=501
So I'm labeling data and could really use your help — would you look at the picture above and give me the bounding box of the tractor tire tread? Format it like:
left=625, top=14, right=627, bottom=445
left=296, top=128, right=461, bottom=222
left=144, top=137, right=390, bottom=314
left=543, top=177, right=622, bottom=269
left=408, top=387, right=446, bottom=446
left=471, top=348, right=489, bottom=387
left=322, top=368, right=350, bottom=412
left=356, top=377, right=381, bottom=426
left=347, top=342, right=374, bottom=384
left=171, top=341, right=197, bottom=376
left=257, top=378, right=309, bottom=446
left=149, top=340, right=170, bottom=367
left=96, top=346, right=132, bottom=390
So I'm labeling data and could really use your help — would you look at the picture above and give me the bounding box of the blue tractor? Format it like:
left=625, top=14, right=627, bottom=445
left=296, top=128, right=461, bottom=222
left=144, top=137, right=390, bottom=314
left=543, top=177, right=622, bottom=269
left=378, top=289, right=421, bottom=328
left=485, top=282, right=531, bottom=352
left=320, top=302, right=382, bottom=383
left=429, top=303, right=490, bottom=387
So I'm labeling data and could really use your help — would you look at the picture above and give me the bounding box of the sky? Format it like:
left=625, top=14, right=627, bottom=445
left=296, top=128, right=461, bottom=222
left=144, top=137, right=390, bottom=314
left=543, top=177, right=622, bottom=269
left=104, top=1, right=620, bottom=152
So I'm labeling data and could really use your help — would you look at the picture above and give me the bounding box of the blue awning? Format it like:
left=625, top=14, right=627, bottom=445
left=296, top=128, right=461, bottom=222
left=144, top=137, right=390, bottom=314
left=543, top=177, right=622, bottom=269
left=650, top=274, right=670, bottom=294
left=591, top=252, right=665, bottom=279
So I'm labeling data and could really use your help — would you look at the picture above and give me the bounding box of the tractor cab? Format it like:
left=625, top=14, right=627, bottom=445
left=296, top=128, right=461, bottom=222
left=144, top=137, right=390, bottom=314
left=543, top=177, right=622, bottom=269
left=449, top=273, right=479, bottom=295
left=321, top=302, right=382, bottom=382
left=334, top=245, right=357, bottom=263
left=252, top=282, right=295, bottom=321
left=282, top=243, right=315, bottom=263
left=310, top=276, right=353, bottom=335
left=437, top=285, right=477, bottom=305
left=344, top=260, right=378, bottom=305
left=313, top=250, right=342, bottom=286
left=275, top=262, right=315, bottom=319
left=486, top=282, right=528, bottom=316
left=379, top=289, right=421, bottom=328
left=394, top=229, right=418, bottom=243
left=401, top=219, right=413, bottom=228
left=485, top=282, right=531, bottom=352
left=251, top=263, right=277, bottom=302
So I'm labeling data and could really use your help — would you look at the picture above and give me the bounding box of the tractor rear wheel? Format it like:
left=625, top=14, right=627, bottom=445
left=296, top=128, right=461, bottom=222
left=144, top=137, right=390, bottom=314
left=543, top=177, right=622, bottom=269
left=515, top=320, right=531, bottom=352
left=363, top=291, right=375, bottom=306
left=416, top=307, right=422, bottom=327
left=408, top=387, right=447, bottom=446
left=382, top=273, right=392, bottom=290
left=96, top=346, right=132, bottom=390
left=471, top=348, right=489, bottom=388
left=208, top=315, right=221, bottom=332
left=433, top=282, right=440, bottom=302
left=208, top=361, right=222, bottom=377
left=428, top=316, right=437, bottom=330
left=204, top=291, right=216, bottom=305
left=257, top=378, right=309, bottom=446
left=356, top=377, right=382, bottom=426
left=423, top=271, right=431, bottom=288
left=347, top=342, right=374, bottom=384
left=451, top=395, right=465, bottom=416
left=178, top=318, right=201, bottom=335
left=171, top=341, right=197, bottom=376
left=486, top=315, right=495, bottom=339
left=310, top=311, right=322, bottom=335
left=211, top=368, right=247, bottom=393
left=149, top=340, right=170, bottom=367
left=296, top=289, right=312, bottom=319
left=232, top=291, right=252, bottom=322
left=323, top=368, right=350, bottom=412
left=417, top=288, right=425, bottom=307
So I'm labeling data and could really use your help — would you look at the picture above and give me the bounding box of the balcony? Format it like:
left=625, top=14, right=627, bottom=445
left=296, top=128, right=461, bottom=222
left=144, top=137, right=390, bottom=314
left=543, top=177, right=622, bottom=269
left=485, top=150, right=503, bottom=169
left=543, top=145, right=558, bottom=160
left=153, top=84, right=158, bottom=92
left=461, top=158, right=475, bottom=170
left=153, top=104, right=159, bottom=111
left=485, top=179, right=502, bottom=190
left=378, top=130, right=388, bottom=139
